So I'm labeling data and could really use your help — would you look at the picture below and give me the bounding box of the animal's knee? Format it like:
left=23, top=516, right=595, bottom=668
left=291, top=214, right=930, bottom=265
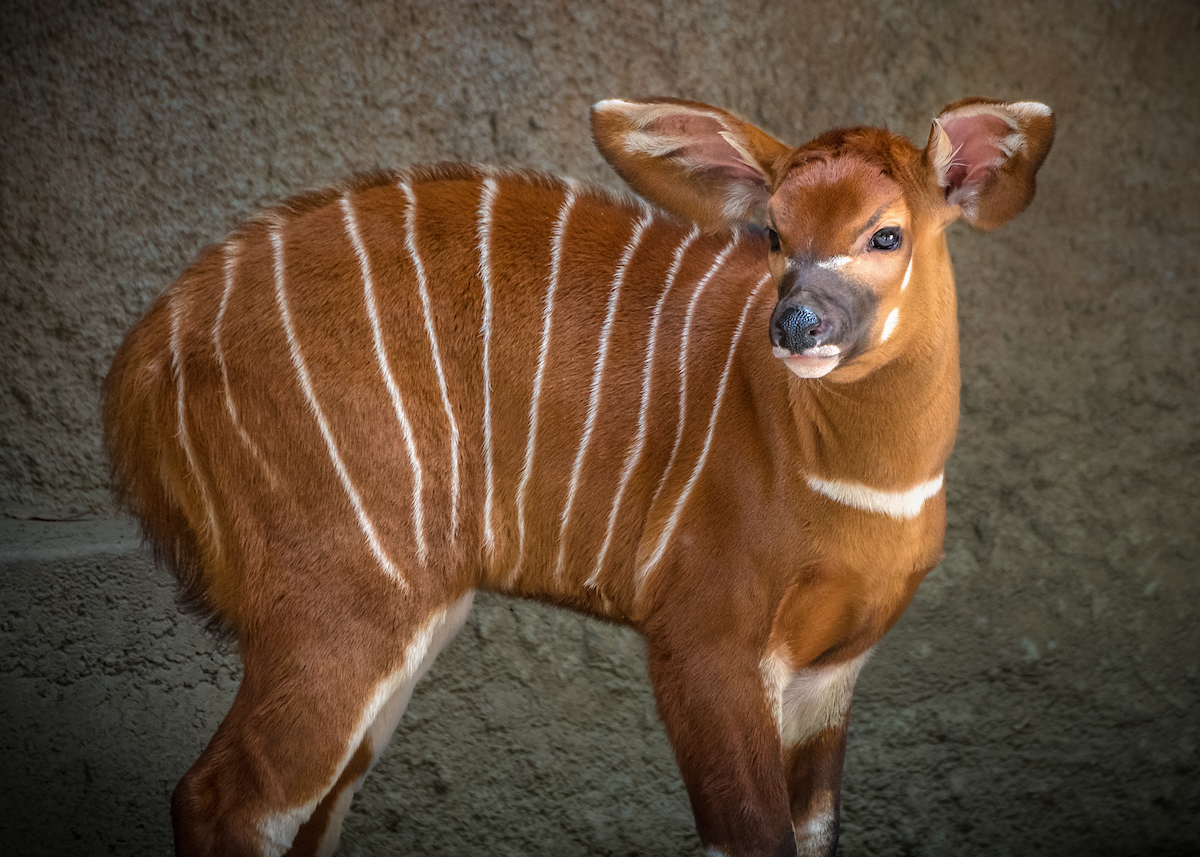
left=171, top=761, right=265, bottom=857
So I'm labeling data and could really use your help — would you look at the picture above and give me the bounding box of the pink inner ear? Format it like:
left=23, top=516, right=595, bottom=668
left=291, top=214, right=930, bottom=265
left=647, top=114, right=768, bottom=186
left=940, top=113, right=1012, bottom=191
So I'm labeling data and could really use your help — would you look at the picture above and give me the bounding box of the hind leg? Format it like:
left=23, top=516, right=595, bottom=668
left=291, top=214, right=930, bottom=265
left=286, top=592, right=474, bottom=857
left=171, top=590, right=475, bottom=857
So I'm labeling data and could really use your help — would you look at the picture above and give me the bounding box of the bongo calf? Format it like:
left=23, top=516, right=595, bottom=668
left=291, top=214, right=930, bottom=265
left=104, top=95, right=1054, bottom=857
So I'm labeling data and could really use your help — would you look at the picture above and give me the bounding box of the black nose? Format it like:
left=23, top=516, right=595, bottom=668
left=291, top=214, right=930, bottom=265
left=777, top=305, right=821, bottom=353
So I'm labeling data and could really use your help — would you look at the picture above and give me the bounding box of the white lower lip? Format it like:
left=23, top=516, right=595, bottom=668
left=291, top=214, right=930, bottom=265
left=774, top=345, right=841, bottom=379
left=773, top=345, right=839, bottom=359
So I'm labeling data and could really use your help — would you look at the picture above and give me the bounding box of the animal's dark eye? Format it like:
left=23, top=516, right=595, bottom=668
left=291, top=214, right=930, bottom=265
left=766, top=228, right=781, bottom=253
left=870, top=227, right=901, bottom=251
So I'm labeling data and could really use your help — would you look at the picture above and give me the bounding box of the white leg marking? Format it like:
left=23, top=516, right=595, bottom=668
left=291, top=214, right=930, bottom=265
left=477, top=177, right=500, bottom=556
left=555, top=205, right=655, bottom=585
left=769, top=649, right=871, bottom=748
left=170, top=290, right=222, bottom=555
left=400, top=180, right=462, bottom=541
left=805, top=472, right=943, bottom=520
left=795, top=811, right=838, bottom=856
left=259, top=805, right=312, bottom=857
left=342, top=195, right=428, bottom=566
left=644, top=236, right=740, bottom=522
left=760, top=649, right=793, bottom=740
left=900, top=254, right=914, bottom=291
left=271, top=224, right=408, bottom=591
left=587, top=224, right=699, bottom=588
left=258, top=593, right=475, bottom=857
left=880, top=306, right=900, bottom=342
left=635, top=273, right=769, bottom=594
left=510, top=183, right=578, bottom=586
left=213, top=242, right=279, bottom=488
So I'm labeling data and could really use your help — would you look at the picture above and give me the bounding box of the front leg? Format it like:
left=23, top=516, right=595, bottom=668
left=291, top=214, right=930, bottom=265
left=783, top=721, right=849, bottom=857
left=643, top=628, right=796, bottom=857
left=770, top=651, right=871, bottom=856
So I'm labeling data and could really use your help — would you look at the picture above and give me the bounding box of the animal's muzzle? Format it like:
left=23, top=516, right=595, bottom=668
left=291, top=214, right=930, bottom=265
left=775, top=305, right=822, bottom=353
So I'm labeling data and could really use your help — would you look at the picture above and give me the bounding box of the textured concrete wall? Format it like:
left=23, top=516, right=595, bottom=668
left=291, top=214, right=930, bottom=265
left=2, top=0, right=1197, bottom=855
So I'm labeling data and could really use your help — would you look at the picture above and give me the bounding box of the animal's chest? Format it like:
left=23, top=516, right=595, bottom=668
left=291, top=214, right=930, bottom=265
left=767, top=488, right=947, bottom=668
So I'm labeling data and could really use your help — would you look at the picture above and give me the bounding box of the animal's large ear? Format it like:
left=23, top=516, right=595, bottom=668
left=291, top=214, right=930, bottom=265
left=926, top=98, right=1055, bottom=230
left=591, top=97, right=792, bottom=230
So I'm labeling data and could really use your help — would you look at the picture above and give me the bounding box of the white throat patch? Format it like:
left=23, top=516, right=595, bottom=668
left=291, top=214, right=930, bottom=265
left=805, top=473, right=944, bottom=520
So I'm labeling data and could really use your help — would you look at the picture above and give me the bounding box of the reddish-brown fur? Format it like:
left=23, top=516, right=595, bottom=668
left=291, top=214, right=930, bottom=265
left=104, top=97, right=1053, bottom=857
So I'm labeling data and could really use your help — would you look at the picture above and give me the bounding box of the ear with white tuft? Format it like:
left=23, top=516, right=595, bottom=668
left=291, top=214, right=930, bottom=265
left=926, top=98, right=1055, bottom=230
left=591, top=97, right=792, bottom=231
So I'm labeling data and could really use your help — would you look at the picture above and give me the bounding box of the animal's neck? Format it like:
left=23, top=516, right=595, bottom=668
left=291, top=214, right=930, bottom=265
left=779, top=251, right=960, bottom=493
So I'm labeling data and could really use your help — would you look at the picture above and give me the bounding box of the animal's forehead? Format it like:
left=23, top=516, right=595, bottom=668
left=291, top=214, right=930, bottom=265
left=770, top=156, right=905, bottom=233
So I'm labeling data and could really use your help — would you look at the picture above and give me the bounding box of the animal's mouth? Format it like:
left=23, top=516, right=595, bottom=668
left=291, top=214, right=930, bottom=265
left=773, top=344, right=841, bottom=379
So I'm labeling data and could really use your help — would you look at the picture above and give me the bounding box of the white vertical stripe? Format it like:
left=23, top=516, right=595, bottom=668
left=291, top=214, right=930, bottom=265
left=270, top=223, right=408, bottom=592
left=634, top=273, right=769, bottom=597
left=587, top=224, right=699, bottom=588
left=509, top=182, right=578, bottom=586
left=554, top=205, right=654, bottom=585
left=400, top=180, right=461, bottom=541
left=477, top=177, right=500, bottom=556
left=900, top=254, right=913, bottom=291
left=169, top=289, right=222, bottom=555
left=341, top=195, right=428, bottom=566
left=212, top=241, right=278, bottom=487
left=645, top=236, right=739, bottom=518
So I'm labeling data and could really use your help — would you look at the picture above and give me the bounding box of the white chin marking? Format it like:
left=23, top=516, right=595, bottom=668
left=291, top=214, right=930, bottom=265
left=778, top=347, right=840, bottom=379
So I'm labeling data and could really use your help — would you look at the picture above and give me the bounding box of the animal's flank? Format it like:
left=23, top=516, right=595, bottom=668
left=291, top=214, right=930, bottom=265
left=341, top=194, right=429, bottom=566
left=645, top=235, right=740, bottom=524
left=511, top=182, right=579, bottom=586
left=589, top=223, right=701, bottom=587
left=400, top=178, right=463, bottom=541
left=270, top=222, right=409, bottom=592
left=557, top=204, right=655, bottom=586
